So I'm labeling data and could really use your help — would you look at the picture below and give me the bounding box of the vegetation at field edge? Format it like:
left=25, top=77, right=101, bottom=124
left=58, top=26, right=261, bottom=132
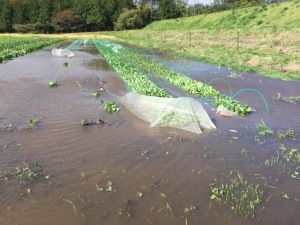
left=104, top=1, right=300, bottom=81
left=0, top=36, right=64, bottom=63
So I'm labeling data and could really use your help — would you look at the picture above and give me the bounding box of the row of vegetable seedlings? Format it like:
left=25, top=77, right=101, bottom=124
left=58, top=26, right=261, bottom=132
left=0, top=37, right=63, bottom=63
left=93, top=39, right=171, bottom=98
left=115, top=42, right=252, bottom=115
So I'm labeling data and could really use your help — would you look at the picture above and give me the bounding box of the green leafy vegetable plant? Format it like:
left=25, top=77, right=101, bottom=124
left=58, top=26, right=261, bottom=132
left=0, top=36, right=63, bottom=63
left=104, top=102, right=119, bottom=113
left=28, top=118, right=39, bottom=126
left=48, top=80, right=58, bottom=87
left=94, top=39, right=171, bottom=98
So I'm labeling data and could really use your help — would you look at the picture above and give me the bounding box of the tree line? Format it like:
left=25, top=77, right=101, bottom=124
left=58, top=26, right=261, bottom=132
left=0, top=0, right=291, bottom=33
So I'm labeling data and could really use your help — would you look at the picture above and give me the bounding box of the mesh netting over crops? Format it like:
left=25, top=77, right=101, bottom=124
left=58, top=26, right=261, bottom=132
left=121, top=92, right=216, bottom=134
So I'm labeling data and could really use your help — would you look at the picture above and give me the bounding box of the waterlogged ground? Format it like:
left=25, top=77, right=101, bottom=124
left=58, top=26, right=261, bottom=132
left=0, top=42, right=300, bottom=225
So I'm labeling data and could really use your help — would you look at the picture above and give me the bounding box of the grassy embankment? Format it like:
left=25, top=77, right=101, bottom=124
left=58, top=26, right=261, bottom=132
left=0, top=33, right=115, bottom=41
left=104, top=1, right=300, bottom=80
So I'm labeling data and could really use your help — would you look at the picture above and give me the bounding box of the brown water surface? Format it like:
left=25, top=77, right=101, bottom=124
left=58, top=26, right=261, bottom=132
left=0, top=43, right=299, bottom=225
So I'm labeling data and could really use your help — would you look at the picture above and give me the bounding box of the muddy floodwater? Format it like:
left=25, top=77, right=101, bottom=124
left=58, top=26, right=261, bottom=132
left=0, top=42, right=300, bottom=225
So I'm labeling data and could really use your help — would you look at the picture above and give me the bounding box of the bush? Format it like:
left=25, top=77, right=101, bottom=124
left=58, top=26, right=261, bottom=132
left=13, top=23, right=40, bottom=33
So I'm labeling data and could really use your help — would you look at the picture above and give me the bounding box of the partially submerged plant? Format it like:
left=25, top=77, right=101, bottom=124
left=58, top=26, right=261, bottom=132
left=210, top=172, right=263, bottom=221
left=265, top=144, right=300, bottom=179
left=96, top=181, right=116, bottom=192
left=104, top=102, right=119, bottom=113
left=48, top=80, right=58, bottom=87
left=183, top=205, right=196, bottom=214
left=276, top=93, right=300, bottom=104
left=63, top=193, right=90, bottom=221
left=80, top=118, right=104, bottom=126
left=256, top=119, right=274, bottom=135
left=0, top=162, right=43, bottom=184
left=118, top=200, right=135, bottom=219
left=140, top=178, right=159, bottom=193
left=28, top=118, right=39, bottom=127
left=227, top=72, right=244, bottom=79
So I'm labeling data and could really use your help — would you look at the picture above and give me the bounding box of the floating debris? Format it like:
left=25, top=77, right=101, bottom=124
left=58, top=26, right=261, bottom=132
left=80, top=118, right=104, bottom=126
left=275, top=93, right=300, bottom=104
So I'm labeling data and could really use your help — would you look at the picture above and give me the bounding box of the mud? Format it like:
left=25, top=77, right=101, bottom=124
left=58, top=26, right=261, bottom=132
left=0, top=43, right=299, bottom=225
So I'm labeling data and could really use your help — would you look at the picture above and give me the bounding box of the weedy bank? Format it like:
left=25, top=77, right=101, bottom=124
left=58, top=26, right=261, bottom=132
left=105, top=1, right=300, bottom=80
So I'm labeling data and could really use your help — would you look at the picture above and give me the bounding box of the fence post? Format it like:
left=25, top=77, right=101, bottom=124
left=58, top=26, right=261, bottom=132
left=237, top=31, right=240, bottom=53
left=189, top=32, right=192, bottom=46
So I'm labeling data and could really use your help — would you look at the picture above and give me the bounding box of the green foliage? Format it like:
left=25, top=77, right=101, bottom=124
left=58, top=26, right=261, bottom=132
left=144, top=1, right=300, bottom=31
left=52, top=9, right=82, bottom=33
left=158, top=0, right=186, bottom=20
left=0, top=0, right=298, bottom=33
left=13, top=23, right=42, bottom=34
left=114, top=7, right=152, bottom=30
left=104, top=102, right=119, bottom=113
left=48, top=80, right=58, bottom=87
left=0, top=0, right=13, bottom=32
left=28, top=118, right=39, bottom=127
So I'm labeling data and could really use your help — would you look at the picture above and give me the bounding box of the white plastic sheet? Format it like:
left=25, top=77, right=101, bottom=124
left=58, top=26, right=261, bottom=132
left=121, top=92, right=216, bottom=134
left=51, top=48, right=74, bottom=58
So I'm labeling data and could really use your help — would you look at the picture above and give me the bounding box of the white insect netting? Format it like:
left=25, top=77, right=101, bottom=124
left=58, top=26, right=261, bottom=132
left=51, top=48, right=74, bottom=58
left=121, top=92, right=216, bottom=134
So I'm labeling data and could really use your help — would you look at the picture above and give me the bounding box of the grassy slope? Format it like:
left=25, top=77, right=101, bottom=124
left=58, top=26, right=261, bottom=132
left=105, top=1, right=300, bottom=80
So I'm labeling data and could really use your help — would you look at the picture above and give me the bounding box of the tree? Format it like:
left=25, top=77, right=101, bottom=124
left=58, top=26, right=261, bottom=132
left=38, top=0, right=52, bottom=33
left=52, top=9, right=81, bottom=33
left=86, top=0, right=106, bottom=31
left=158, top=0, right=186, bottom=20
left=1, top=0, right=14, bottom=32
left=115, top=8, right=139, bottom=30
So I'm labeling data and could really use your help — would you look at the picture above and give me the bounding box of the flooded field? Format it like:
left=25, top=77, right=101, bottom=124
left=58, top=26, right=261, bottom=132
left=0, top=42, right=299, bottom=225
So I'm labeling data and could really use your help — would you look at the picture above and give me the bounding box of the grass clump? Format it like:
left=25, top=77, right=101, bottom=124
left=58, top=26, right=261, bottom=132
left=256, top=119, right=274, bottom=135
left=210, top=172, right=263, bottom=221
left=265, top=144, right=300, bottom=179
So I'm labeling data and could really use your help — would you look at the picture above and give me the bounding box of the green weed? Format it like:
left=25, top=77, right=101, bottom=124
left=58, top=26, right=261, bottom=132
left=256, top=119, right=274, bottom=135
